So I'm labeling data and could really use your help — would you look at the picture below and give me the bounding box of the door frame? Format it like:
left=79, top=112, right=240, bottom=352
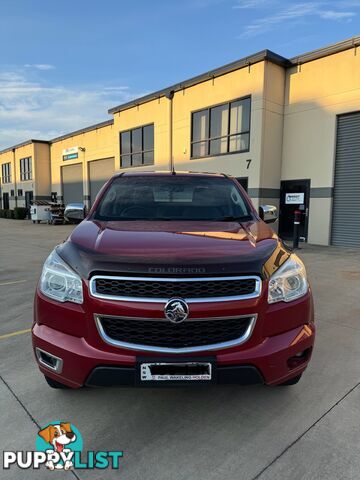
left=2, top=192, right=9, bottom=210
left=236, top=177, right=248, bottom=192
left=25, top=191, right=33, bottom=209
left=279, top=179, right=311, bottom=241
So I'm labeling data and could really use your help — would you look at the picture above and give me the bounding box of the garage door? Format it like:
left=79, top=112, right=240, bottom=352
left=331, top=112, right=360, bottom=247
left=61, top=164, right=83, bottom=205
left=89, top=158, right=114, bottom=205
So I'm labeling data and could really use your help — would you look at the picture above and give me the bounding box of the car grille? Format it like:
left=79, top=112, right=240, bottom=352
left=96, top=315, right=255, bottom=351
left=90, top=275, right=261, bottom=302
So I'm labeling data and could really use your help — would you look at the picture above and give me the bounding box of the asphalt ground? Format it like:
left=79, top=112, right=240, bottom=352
left=0, top=218, right=360, bottom=479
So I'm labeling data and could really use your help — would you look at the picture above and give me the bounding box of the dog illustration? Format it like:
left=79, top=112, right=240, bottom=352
left=38, top=423, right=76, bottom=470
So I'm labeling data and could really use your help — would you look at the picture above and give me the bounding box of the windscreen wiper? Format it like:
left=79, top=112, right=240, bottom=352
left=217, top=215, right=252, bottom=222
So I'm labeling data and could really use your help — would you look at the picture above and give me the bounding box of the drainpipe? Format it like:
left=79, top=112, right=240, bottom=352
left=79, top=147, right=89, bottom=211
left=165, top=90, right=175, bottom=172
left=12, top=148, right=18, bottom=208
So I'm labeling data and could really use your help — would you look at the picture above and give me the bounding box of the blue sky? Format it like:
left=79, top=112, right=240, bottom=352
left=0, top=0, right=359, bottom=149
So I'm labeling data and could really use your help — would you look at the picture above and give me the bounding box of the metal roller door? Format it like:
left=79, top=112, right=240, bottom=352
left=61, top=164, right=83, bottom=205
left=331, top=112, right=360, bottom=247
left=89, top=158, right=114, bottom=205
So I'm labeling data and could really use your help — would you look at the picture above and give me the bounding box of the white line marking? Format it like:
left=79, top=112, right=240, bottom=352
left=0, top=328, right=31, bottom=340
left=0, top=280, right=27, bottom=287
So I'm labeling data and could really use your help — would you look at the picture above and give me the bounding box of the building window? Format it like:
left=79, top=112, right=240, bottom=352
left=120, top=124, right=154, bottom=168
left=191, top=97, right=251, bottom=158
left=10, top=189, right=15, bottom=197
left=1, top=163, right=11, bottom=183
left=20, top=157, right=32, bottom=180
left=18, top=189, right=23, bottom=197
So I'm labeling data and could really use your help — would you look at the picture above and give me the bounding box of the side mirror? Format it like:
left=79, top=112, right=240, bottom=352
left=64, top=203, right=86, bottom=224
left=259, top=205, right=278, bottom=224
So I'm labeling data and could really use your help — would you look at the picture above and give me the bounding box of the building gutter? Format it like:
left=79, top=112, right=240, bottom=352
left=108, top=50, right=290, bottom=115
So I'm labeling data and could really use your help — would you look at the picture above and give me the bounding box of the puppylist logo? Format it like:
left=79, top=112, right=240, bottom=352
left=3, top=421, right=123, bottom=471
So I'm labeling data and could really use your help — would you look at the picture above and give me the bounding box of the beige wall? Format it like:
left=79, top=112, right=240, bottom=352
left=282, top=47, right=360, bottom=245
left=51, top=123, right=115, bottom=204
left=260, top=62, right=285, bottom=192
left=0, top=141, right=51, bottom=208
left=34, top=143, right=51, bottom=198
left=112, top=61, right=272, bottom=209
left=2, top=143, right=35, bottom=208
left=172, top=61, right=264, bottom=173
left=172, top=61, right=266, bottom=209
left=113, top=97, right=170, bottom=171
left=0, top=149, right=15, bottom=208
left=1, top=42, right=360, bottom=246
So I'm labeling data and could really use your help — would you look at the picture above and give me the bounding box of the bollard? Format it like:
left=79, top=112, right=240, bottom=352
left=293, top=209, right=301, bottom=249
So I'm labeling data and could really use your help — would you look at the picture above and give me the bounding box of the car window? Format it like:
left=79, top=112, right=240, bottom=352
left=94, top=176, right=252, bottom=221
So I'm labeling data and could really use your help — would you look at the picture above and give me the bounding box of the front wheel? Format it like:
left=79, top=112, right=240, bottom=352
left=278, top=374, right=302, bottom=386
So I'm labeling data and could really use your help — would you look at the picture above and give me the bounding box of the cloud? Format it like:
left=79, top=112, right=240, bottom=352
left=237, top=1, right=359, bottom=38
left=319, top=9, right=355, bottom=18
left=233, top=0, right=275, bottom=9
left=24, top=64, right=56, bottom=71
left=0, top=68, right=146, bottom=150
left=103, top=86, right=130, bottom=91
left=338, top=0, right=360, bottom=6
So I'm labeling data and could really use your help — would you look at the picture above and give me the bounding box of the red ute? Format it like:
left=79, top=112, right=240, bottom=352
left=32, top=172, right=315, bottom=388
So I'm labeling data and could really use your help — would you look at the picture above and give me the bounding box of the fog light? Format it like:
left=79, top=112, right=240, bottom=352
left=287, top=348, right=311, bottom=369
left=35, top=348, right=63, bottom=373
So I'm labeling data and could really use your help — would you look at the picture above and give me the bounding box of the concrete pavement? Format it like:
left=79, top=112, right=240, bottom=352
left=0, top=219, right=359, bottom=480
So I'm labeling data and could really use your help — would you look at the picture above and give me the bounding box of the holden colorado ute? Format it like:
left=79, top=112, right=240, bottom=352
left=32, top=172, right=315, bottom=388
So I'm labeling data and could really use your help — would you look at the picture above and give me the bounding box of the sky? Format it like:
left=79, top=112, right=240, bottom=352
left=0, top=0, right=359, bottom=149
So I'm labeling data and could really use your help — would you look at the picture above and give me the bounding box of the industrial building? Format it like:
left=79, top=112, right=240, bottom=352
left=0, top=139, right=51, bottom=210
left=1, top=36, right=360, bottom=247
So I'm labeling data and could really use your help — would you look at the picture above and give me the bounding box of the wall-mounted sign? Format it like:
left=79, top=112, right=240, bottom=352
left=62, top=146, right=78, bottom=156
left=62, top=146, right=79, bottom=161
left=285, top=192, right=304, bottom=204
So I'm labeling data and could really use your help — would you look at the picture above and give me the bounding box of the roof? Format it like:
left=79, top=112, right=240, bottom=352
left=108, top=49, right=290, bottom=114
left=50, top=119, right=114, bottom=143
left=0, top=139, right=50, bottom=155
left=0, top=120, right=113, bottom=155
left=108, top=35, right=360, bottom=115
left=291, top=35, right=360, bottom=65
left=1, top=36, right=359, bottom=156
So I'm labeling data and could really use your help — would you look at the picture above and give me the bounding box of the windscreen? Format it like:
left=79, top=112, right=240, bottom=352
left=94, top=176, right=252, bottom=221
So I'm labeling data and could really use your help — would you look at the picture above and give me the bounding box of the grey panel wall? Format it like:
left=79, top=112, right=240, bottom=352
left=331, top=112, right=360, bottom=247
left=61, top=164, right=83, bottom=205
left=89, top=158, right=114, bottom=205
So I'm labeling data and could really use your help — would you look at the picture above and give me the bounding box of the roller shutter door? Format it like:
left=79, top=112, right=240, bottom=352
left=61, top=164, right=83, bottom=205
left=331, top=112, right=360, bottom=247
left=89, top=158, right=114, bottom=205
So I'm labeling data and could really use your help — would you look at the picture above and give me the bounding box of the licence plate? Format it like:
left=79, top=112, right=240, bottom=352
left=140, top=362, right=212, bottom=381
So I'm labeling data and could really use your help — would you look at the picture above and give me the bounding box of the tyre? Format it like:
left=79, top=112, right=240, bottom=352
left=278, top=374, right=302, bottom=386
left=44, top=375, right=70, bottom=389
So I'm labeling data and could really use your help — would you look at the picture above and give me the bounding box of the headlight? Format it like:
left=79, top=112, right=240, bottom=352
left=40, top=249, right=83, bottom=304
left=268, top=254, right=308, bottom=304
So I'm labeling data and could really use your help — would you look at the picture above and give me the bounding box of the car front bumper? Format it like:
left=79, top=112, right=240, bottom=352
left=32, top=321, right=315, bottom=388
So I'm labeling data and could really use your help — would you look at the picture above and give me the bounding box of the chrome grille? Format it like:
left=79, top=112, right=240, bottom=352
left=89, top=275, right=262, bottom=303
left=95, top=314, right=257, bottom=353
